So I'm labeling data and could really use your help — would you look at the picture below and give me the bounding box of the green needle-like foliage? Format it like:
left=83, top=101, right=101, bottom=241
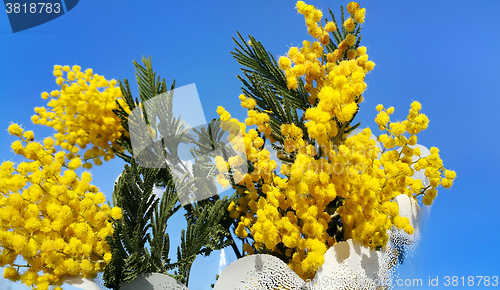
left=104, top=162, right=160, bottom=289
left=232, top=32, right=310, bottom=143
left=103, top=57, right=238, bottom=288
left=173, top=197, right=233, bottom=286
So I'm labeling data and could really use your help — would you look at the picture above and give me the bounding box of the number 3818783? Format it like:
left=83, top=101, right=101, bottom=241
left=6, top=3, right=61, bottom=14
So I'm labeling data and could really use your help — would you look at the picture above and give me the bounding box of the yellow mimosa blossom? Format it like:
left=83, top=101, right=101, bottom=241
left=1, top=127, right=122, bottom=289
left=32, top=65, right=130, bottom=168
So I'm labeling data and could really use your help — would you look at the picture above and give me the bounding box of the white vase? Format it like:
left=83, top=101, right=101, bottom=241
left=120, top=273, right=188, bottom=290
left=63, top=275, right=102, bottom=290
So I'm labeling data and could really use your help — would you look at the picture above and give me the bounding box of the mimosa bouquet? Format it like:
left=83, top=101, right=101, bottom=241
left=211, top=0, right=456, bottom=287
left=0, top=1, right=455, bottom=289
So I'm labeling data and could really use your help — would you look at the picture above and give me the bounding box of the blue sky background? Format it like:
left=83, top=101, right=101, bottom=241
left=1, top=0, right=499, bottom=289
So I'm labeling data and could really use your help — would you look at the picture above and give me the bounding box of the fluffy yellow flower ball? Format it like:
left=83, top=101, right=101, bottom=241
left=7, top=123, right=23, bottom=137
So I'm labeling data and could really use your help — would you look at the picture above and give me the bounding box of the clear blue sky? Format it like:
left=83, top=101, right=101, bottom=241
left=1, top=1, right=499, bottom=289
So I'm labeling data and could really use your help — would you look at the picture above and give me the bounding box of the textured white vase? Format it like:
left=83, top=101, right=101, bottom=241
left=395, top=194, right=420, bottom=233
left=120, top=273, right=188, bottom=290
left=213, top=239, right=396, bottom=290
left=63, top=276, right=102, bottom=290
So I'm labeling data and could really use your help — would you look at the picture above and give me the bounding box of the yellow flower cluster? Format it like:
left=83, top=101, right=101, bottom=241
left=32, top=65, right=130, bottom=169
left=279, top=1, right=375, bottom=153
left=1, top=124, right=122, bottom=289
left=281, top=1, right=373, bottom=94
left=346, top=2, right=366, bottom=24
left=215, top=1, right=455, bottom=281
left=216, top=104, right=275, bottom=179
left=375, top=102, right=456, bottom=206
left=218, top=104, right=334, bottom=279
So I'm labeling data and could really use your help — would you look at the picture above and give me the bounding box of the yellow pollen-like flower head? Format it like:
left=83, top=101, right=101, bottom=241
left=347, top=2, right=360, bottom=14
left=344, top=18, right=355, bottom=32
left=8, top=123, right=24, bottom=137
left=324, top=22, right=337, bottom=32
